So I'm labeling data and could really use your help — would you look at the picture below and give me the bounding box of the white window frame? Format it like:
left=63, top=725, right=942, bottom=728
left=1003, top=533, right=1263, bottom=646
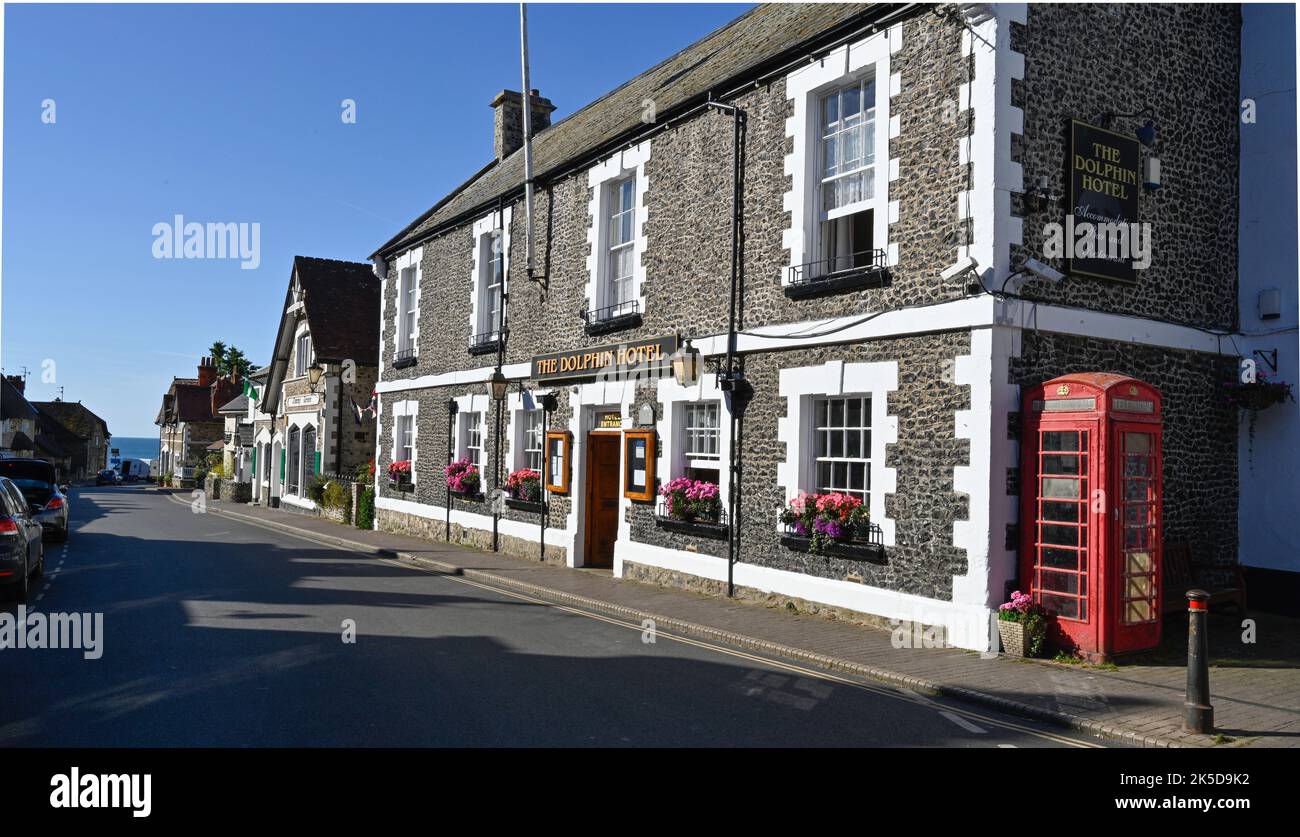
left=470, top=209, right=511, bottom=341
left=811, top=395, right=872, bottom=503
left=393, top=248, right=423, bottom=361
left=390, top=399, right=419, bottom=483
left=777, top=359, right=898, bottom=547
left=459, top=411, right=483, bottom=469
left=294, top=332, right=312, bottom=378
left=656, top=375, right=731, bottom=512
left=585, top=141, right=649, bottom=321
left=681, top=401, right=722, bottom=472
left=519, top=409, right=543, bottom=472
left=603, top=176, right=637, bottom=312
left=783, top=28, right=897, bottom=284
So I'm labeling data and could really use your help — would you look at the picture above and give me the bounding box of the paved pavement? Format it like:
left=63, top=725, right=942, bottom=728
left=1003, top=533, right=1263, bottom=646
left=170, top=486, right=1300, bottom=749
left=0, top=485, right=1110, bottom=747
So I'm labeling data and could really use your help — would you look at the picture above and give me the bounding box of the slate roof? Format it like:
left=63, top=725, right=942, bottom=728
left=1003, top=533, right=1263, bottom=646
left=218, top=394, right=249, bottom=415
left=1, top=377, right=38, bottom=423
left=32, top=400, right=110, bottom=440
left=374, top=2, right=897, bottom=258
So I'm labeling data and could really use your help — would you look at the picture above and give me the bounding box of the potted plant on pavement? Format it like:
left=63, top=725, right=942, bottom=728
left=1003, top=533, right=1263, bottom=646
left=996, top=590, right=1047, bottom=658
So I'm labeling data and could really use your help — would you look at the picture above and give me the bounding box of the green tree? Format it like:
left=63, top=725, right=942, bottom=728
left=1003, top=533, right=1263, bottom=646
left=208, top=341, right=228, bottom=371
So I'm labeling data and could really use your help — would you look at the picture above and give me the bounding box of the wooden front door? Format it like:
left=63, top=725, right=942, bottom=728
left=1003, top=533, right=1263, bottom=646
left=583, top=433, right=621, bottom=568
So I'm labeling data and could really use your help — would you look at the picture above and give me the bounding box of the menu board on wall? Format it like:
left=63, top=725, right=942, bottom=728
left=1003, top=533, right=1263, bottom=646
left=1066, top=119, right=1141, bottom=283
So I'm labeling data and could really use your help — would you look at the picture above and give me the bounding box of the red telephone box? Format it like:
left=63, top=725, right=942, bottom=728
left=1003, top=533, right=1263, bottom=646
left=1020, top=373, right=1163, bottom=660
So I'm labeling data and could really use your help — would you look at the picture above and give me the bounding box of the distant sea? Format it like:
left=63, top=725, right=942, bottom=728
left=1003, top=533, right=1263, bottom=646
left=110, top=436, right=160, bottom=464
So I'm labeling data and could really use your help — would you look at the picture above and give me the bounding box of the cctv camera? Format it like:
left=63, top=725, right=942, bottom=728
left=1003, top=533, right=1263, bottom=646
left=1021, top=257, right=1065, bottom=284
left=940, top=256, right=980, bottom=282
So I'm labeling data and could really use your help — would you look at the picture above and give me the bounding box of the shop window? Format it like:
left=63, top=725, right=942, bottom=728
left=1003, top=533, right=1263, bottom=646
left=623, top=429, right=656, bottom=502
left=287, top=426, right=300, bottom=494
left=813, top=395, right=871, bottom=503
left=545, top=431, right=571, bottom=494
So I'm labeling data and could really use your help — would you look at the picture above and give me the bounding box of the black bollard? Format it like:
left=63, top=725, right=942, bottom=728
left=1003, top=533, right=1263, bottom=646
left=1184, top=589, right=1214, bottom=734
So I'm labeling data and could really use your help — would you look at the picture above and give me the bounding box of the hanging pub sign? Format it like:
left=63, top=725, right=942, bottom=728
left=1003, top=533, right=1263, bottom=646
left=531, top=335, right=679, bottom=384
left=1065, top=119, right=1141, bottom=283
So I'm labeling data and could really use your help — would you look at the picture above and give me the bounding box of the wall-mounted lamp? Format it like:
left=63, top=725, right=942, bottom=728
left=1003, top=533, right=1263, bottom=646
left=447, top=397, right=459, bottom=417
left=539, top=393, right=558, bottom=412
left=307, top=362, right=325, bottom=392
left=672, top=339, right=702, bottom=388
left=487, top=369, right=509, bottom=402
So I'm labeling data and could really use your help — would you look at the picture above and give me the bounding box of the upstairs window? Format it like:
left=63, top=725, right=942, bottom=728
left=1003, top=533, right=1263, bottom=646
left=813, top=395, right=871, bottom=503
left=477, top=230, right=505, bottom=338
left=396, top=266, right=417, bottom=356
left=603, top=177, right=636, bottom=314
left=818, top=78, right=876, bottom=275
left=294, top=333, right=312, bottom=377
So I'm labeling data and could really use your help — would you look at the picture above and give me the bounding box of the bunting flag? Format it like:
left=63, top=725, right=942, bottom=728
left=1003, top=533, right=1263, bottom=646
left=350, top=390, right=379, bottom=425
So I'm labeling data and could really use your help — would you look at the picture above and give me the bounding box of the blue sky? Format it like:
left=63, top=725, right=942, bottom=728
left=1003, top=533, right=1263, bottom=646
left=2, top=2, right=750, bottom=436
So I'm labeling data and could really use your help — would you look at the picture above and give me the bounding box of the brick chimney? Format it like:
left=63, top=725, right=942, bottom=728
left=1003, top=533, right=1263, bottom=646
left=4, top=374, right=24, bottom=394
left=197, top=356, right=217, bottom=388
left=491, top=89, right=555, bottom=161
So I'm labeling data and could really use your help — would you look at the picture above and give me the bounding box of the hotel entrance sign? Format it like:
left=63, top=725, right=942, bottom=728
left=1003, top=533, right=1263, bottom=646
left=1067, top=119, right=1141, bottom=283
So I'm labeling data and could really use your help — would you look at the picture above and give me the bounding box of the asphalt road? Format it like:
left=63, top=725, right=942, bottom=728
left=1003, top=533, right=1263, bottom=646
left=0, top=485, right=1114, bottom=747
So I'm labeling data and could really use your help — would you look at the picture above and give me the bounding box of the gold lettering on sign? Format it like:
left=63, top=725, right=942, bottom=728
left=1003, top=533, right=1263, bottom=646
left=1056, top=384, right=1071, bottom=396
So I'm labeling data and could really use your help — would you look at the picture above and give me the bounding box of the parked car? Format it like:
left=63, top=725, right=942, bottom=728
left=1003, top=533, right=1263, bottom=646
left=0, top=475, right=45, bottom=602
left=96, top=468, right=121, bottom=486
left=0, top=459, right=70, bottom=542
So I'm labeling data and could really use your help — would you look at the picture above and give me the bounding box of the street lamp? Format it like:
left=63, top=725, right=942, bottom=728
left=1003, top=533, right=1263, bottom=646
left=672, top=339, right=701, bottom=388
left=488, top=369, right=509, bottom=402
left=307, top=361, right=325, bottom=392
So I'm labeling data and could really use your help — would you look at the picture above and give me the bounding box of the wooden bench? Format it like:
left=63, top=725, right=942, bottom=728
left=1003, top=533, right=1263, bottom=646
left=1161, top=542, right=1248, bottom=615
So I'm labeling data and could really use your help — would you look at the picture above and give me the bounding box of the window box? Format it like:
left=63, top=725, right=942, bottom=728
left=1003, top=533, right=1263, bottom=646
left=388, top=479, right=414, bottom=494
left=653, top=499, right=729, bottom=541
left=468, top=332, right=502, bottom=356
left=785, top=249, right=889, bottom=300
left=505, top=497, right=545, bottom=513
left=582, top=300, right=642, bottom=337
left=450, top=488, right=484, bottom=501
left=780, top=532, right=885, bottom=563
